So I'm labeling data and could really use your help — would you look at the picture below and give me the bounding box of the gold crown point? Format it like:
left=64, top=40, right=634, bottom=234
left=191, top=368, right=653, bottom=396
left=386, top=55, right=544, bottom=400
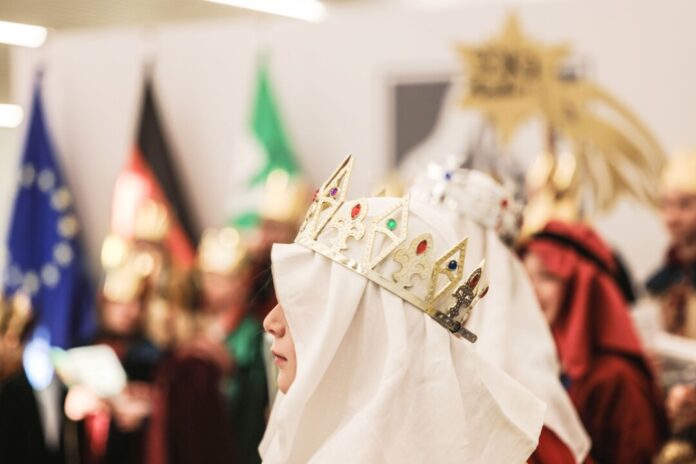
left=364, top=195, right=410, bottom=269
left=301, top=155, right=355, bottom=240
left=427, top=236, right=468, bottom=305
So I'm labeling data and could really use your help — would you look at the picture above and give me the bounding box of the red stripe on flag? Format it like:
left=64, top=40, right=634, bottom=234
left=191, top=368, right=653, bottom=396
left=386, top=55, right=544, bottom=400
left=111, top=149, right=195, bottom=267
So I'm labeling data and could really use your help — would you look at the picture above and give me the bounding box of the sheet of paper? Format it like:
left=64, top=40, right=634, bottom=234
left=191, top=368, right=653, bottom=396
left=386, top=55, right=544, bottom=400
left=52, top=344, right=127, bottom=398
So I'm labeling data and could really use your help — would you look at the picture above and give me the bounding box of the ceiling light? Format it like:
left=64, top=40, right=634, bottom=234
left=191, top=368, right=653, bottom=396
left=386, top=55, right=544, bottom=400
left=0, top=20, right=47, bottom=48
left=205, top=0, right=326, bottom=22
left=0, top=104, right=24, bottom=128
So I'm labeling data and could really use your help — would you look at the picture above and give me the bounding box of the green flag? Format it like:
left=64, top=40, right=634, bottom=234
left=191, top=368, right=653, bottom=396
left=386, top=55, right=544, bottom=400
left=249, top=58, right=300, bottom=186
left=230, top=57, right=301, bottom=229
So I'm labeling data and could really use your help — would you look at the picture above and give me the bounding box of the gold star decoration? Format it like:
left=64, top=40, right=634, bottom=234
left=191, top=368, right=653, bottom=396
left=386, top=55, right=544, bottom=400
left=458, top=14, right=569, bottom=142
left=458, top=13, right=666, bottom=218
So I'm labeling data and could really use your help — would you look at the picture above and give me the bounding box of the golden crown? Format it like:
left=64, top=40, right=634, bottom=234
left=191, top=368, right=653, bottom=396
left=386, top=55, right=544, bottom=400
left=661, top=151, right=696, bottom=195
left=134, top=199, right=170, bottom=242
left=0, top=293, right=33, bottom=344
left=261, top=169, right=311, bottom=226
left=295, top=156, right=488, bottom=343
left=197, top=227, right=247, bottom=275
left=102, top=265, right=145, bottom=304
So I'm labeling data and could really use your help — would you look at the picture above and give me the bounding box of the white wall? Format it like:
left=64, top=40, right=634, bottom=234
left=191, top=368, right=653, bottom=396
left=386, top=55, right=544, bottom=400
left=6, top=0, right=696, bottom=282
left=0, top=127, right=20, bottom=271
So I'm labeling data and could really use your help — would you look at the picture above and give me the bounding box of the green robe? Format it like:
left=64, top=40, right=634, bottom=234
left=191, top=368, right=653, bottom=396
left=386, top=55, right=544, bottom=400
left=224, top=316, right=269, bottom=464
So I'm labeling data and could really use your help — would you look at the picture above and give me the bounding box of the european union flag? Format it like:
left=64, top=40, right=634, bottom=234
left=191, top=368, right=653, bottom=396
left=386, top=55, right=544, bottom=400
left=3, top=83, right=95, bottom=348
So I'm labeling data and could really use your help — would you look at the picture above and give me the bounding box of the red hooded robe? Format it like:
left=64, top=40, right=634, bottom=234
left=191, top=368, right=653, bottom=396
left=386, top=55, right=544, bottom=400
left=525, top=221, right=668, bottom=464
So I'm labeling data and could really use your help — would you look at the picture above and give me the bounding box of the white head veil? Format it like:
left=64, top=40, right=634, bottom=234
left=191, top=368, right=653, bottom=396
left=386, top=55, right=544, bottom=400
left=260, top=195, right=545, bottom=464
left=410, top=165, right=591, bottom=463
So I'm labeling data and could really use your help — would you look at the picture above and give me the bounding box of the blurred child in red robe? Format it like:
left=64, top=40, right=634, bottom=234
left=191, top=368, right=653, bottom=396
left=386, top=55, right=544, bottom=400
left=522, top=221, right=668, bottom=464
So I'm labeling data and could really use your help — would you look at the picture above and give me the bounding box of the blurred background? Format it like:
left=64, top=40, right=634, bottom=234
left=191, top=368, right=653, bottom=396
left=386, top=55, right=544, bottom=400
left=0, top=0, right=693, bottom=278
left=1, top=1, right=696, bottom=463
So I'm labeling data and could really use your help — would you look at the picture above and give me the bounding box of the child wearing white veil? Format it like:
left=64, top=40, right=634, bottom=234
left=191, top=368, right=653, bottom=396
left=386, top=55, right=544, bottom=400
left=260, top=156, right=545, bottom=464
left=410, top=164, right=591, bottom=464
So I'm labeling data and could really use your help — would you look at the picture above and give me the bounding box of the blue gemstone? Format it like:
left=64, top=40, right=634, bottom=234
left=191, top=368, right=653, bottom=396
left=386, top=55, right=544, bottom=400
left=448, top=260, right=458, bottom=270
left=444, top=171, right=453, bottom=181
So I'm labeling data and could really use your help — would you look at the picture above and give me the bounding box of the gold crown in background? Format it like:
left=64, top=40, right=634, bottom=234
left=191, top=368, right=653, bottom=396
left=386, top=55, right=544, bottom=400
left=102, top=265, right=145, bottom=304
left=134, top=199, right=171, bottom=242
left=661, top=151, right=696, bottom=195
left=260, top=169, right=311, bottom=226
left=100, top=233, right=162, bottom=280
left=296, top=155, right=488, bottom=343
left=197, top=227, right=247, bottom=275
left=101, top=234, right=132, bottom=270
left=523, top=150, right=581, bottom=237
left=0, top=292, right=33, bottom=343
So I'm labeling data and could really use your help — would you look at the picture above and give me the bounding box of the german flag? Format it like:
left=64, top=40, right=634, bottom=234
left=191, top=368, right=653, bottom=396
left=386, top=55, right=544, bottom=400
left=110, top=79, right=197, bottom=267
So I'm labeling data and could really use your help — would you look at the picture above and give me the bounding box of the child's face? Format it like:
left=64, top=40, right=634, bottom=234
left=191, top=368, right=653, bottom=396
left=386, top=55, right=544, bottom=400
left=102, top=300, right=143, bottom=337
left=200, top=271, right=248, bottom=313
left=263, top=304, right=297, bottom=394
left=661, top=190, right=696, bottom=248
left=523, top=251, right=566, bottom=325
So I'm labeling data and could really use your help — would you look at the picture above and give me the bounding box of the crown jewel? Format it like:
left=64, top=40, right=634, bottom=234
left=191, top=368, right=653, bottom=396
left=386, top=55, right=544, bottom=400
left=296, top=155, right=488, bottom=343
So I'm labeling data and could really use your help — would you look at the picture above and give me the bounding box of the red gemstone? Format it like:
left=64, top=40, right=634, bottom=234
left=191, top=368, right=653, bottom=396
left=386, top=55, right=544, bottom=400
left=416, top=239, right=428, bottom=255
left=500, top=198, right=508, bottom=208
left=351, top=203, right=361, bottom=219
left=468, top=272, right=481, bottom=288
left=479, top=285, right=489, bottom=298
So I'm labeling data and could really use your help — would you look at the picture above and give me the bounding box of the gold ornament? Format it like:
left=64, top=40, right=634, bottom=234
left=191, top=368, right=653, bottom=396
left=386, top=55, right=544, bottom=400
left=655, top=440, right=696, bottom=464
left=134, top=199, right=170, bottom=242
left=296, top=155, right=488, bottom=343
left=197, top=227, right=247, bottom=275
left=260, top=169, right=311, bottom=226
left=458, top=14, right=569, bottom=142
left=0, top=293, right=32, bottom=343
left=522, top=150, right=582, bottom=237
left=661, top=152, right=696, bottom=195
left=102, top=265, right=145, bottom=304
left=100, top=234, right=132, bottom=270
left=458, top=13, right=666, bottom=228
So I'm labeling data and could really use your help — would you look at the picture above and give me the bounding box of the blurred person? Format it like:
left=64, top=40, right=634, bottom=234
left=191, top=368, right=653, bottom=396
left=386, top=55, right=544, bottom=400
left=198, top=227, right=268, bottom=464
left=65, top=262, right=160, bottom=464
left=260, top=156, right=545, bottom=463
left=646, top=152, right=696, bottom=462
left=0, top=293, right=33, bottom=382
left=522, top=221, right=668, bottom=464
left=148, top=226, right=267, bottom=464
left=410, top=164, right=590, bottom=464
left=132, top=200, right=173, bottom=300
left=648, top=153, right=696, bottom=336
left=246, top=170, right=309, bottom=321
left=146, top=267, right=235, bottom=464
left=0, top=293, right=73, bottom=464
left=127, top=200, right=181, bottom=349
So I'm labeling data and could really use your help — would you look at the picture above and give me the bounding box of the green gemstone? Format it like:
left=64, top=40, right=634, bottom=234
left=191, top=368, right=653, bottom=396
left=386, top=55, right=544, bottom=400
left=386, top=218, right=397, bottom=230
